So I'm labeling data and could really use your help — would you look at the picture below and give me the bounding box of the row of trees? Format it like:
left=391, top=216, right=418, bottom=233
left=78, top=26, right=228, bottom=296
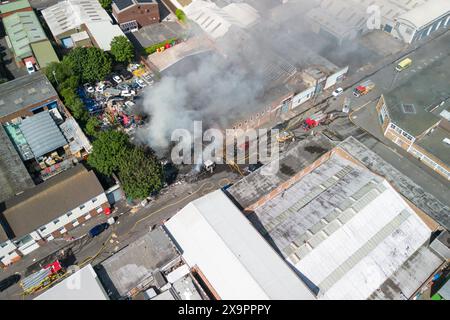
left=88, top=130, right=164, bottom=199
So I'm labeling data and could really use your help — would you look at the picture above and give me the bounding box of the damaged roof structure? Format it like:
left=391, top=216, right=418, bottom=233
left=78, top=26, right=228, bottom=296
left=226, top=135, right=447, bottom=299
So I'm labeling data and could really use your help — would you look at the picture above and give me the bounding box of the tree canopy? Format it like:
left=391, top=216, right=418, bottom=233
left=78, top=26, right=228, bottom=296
left=98, top=0, right=112, bottom=10
left=110, top=36, right=134, bottom=63
left=87, top=130, right=129, bottom=176
left=118, top=147, right=164, bottom=199
left=63, top=47, right=112, bottom=83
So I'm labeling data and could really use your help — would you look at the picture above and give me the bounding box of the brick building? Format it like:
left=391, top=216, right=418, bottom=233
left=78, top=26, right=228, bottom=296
left=112, top=0, right=160, bottom=33
left=374, top=55, right=450, bottom=180
left=0, top=165, right=109, bottom=267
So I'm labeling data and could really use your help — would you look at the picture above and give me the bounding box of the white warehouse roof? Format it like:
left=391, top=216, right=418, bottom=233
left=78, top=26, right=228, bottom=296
left=396, top=0, right=450, bottom=30
left=251, top=150, right=438, bottom=300
left=35, top=264, right=109, bottom=300
left=184, top=0, right=259, bottom=39
left=164, top=190, right=316, bottom=300
left=85, top=21, right=126, bottom=51
left=41, top=0, right=112, bottom=37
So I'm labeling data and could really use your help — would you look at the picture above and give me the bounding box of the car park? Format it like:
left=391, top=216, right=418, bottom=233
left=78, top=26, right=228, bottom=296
left=121, top=89, right=136, bottom=97
left=120, top=70, right=133, bottom=80
left=96, top=82, right=107, bottom=93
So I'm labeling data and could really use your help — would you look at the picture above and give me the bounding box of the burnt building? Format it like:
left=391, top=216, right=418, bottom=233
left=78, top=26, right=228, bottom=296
left=112, top=0, right=160, bottom=33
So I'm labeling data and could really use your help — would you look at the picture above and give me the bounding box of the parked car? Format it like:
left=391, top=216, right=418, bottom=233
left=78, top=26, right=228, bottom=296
left=0, top=274, right=21, bottom=292
left=88, top=223, right=110, bottom=238
left=120, top=70, right=133, bottom=80
left=143, top=73, right=154, bottom=85
left=121, top=89, right=136, bottom=97
left=84, top=83, right=95, bottom=93
left=25, top=61, right=35, bottom=74
left=96, top=82, right=107, bottom=93
left=332, top=87, right=344, bottom=97
left=113, top=75, right=122, bottom=84
left=135, top=78, right=147, bottom=88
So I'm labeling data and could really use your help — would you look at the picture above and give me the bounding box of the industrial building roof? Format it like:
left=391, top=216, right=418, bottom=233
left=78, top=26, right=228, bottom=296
left=337, top=137, right=449, bottom=230
left=248, top=148, right=436, bottom=299
left=2, top=11, right=47, bottom=60
left=227, top=134, right=334, bottom=209
left=183, top=0, right=259, bottom=39
left=0, top=165, right=104, bottom=239
left=97, top=228, right=179, bottom=299
left=416, top=125, right=450, bottom=168
left=0, top=0, right=30, bottom=15
left=35, top=264, right=109, bottom=300
left=41, top=0, right=112, bottom=38
left=0, top=125, right=34, bottom=206
left=0, top=72, right=58, bottom=120
left=85, top=21, right=126, bottom=51
left=113, top=0, right=156, bottom=12
left=164, top=190, right=316, bottom=300
left=30, top=40, right=59, bottom=68
left=383, top=53, right=450, bottom=137
left=19, top=111, right=67, bottom=159
left=369, top=244, right=444, bottom=300
left=396, top=0, right=450, bottom=30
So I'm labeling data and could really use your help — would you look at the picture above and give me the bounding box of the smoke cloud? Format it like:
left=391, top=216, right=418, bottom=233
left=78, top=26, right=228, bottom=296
left=136, top=0, right=376, bottom=153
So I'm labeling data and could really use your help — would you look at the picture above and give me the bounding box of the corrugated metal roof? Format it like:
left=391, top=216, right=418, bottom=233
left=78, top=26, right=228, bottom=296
left=2, top=11, right=47, bottom=60
left=19, top=111, right=67, bottom=159
left=0, top=0, right=31, bottom=14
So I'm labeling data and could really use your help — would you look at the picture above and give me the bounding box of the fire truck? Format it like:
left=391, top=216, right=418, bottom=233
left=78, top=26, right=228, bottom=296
left=301, top=111, right=329, bottom=131
left=20, top=260, right=65, bottom=295
left=353, top=80, right=375, bottom=97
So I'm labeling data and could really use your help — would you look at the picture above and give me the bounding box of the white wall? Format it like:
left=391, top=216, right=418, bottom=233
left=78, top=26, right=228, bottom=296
left=292, top=87, right=315, bottom=109
left=37, top=192, right=108, bottom=239
left=324, top=66, right=349, bottom=90
left=0, top=240, right=19, bottom=265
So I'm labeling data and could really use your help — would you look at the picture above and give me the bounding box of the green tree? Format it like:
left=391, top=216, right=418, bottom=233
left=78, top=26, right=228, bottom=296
left=45, top=61, right=74, bottom=89
left=85, top=116, right=102, bottom=138
left=63, top=47, right=111, bottom=82
left=98, top=0, right=112, bottom=10
left=110, top=36, right=134, bottom=63
left=62, top=47, right=87, bottom=79
left=118, top=147, right=164, bottom=199
left=175, top=9, right=186, bottom=22
left=88, top=130, right=129, bottom=176
left=83, top=47, right=112, bottom=82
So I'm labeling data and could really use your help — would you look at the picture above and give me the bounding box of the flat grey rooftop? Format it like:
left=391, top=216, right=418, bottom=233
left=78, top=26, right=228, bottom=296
left=416, top=126, right=450, bottom=168
left=0, top=125, right=34, bottom=205
left=0, top=72, right=58, bottom=119
left=97, top=228, right=179, bottom=298
left=384, top=54, right=450, bottom=136
left=369, top=244, right=443, bottom=300
left=227, top=134, right=335, bottom=209
left=130, top=21, right=184, bottom=48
